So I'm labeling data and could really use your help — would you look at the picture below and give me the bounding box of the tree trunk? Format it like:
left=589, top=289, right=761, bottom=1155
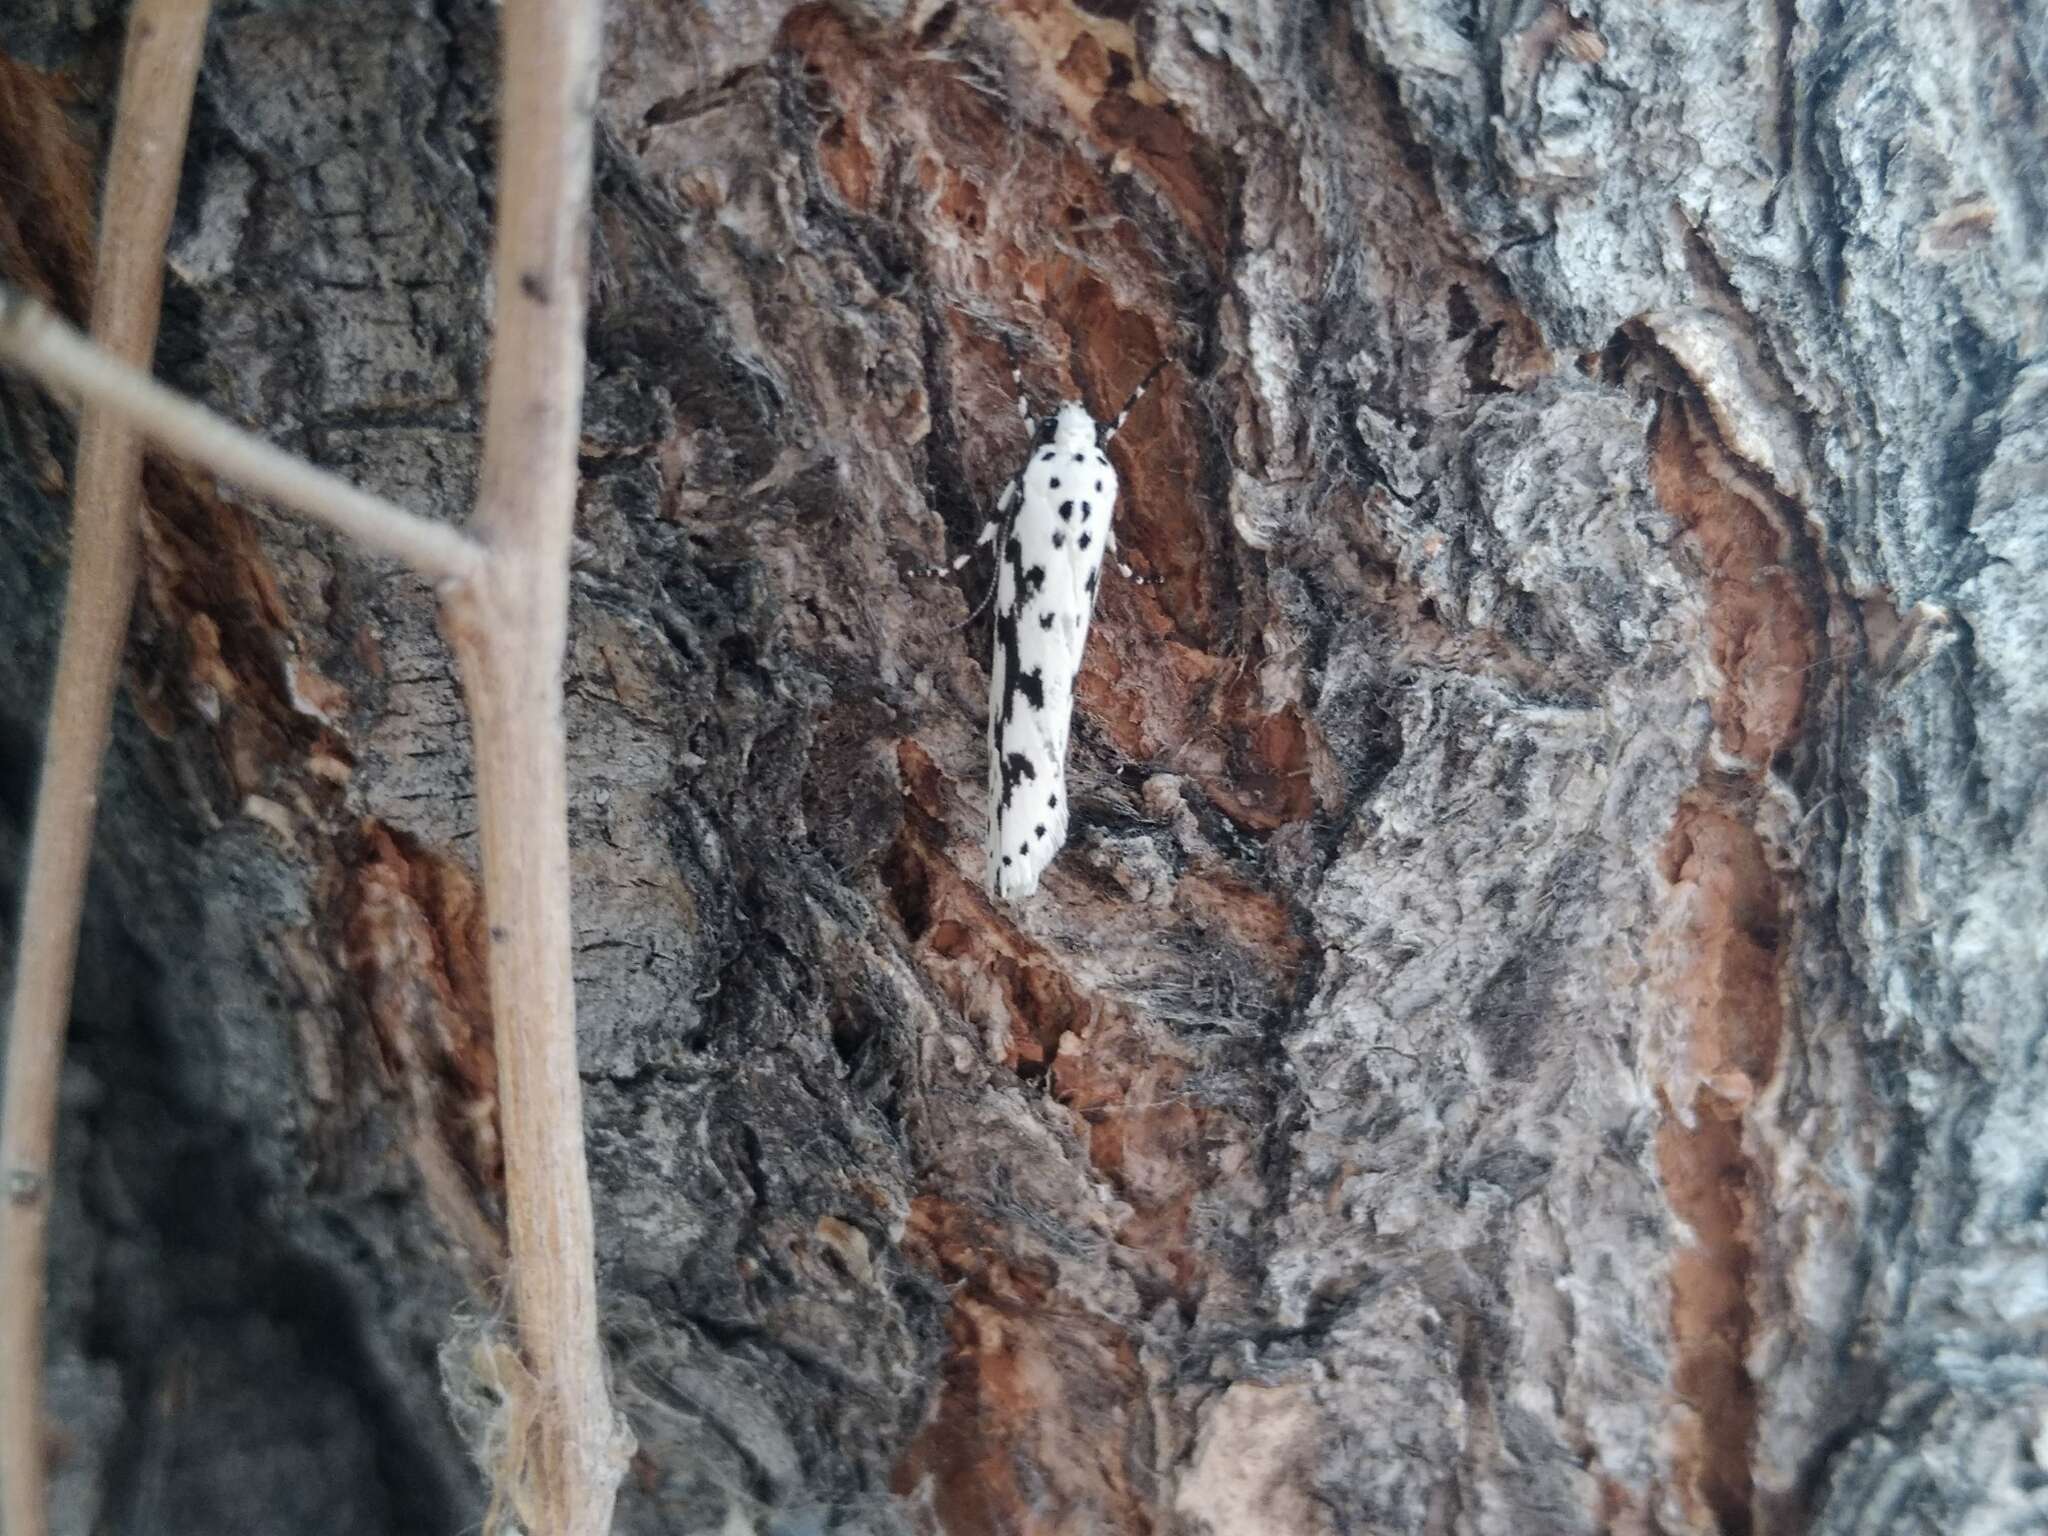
left=2, top=2, right=2041, bottom=1533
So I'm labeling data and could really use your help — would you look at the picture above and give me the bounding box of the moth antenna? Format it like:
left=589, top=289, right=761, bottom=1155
left=909, top=547, right=1001, bottom=629
left=954, top=570, right=1002, bottom=630
left=1104, top=357, right=1169, bottom=443
left=954, top=495, right=1021, bottom=629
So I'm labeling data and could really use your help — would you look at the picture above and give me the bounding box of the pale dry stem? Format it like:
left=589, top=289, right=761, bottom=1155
left=0, top=6, right=213, bottom=1534
left=441, top=0, right=634, bottom=1529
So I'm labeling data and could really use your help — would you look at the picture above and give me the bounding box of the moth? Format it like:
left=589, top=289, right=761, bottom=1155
left=926, top=357, right=1167, bottom=900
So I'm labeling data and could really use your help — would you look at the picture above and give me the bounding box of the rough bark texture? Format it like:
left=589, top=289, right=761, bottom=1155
left=1, top=2, right=2043, bottom=1534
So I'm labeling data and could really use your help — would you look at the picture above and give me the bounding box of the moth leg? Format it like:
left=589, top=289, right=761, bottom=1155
left=955, top=481, right=1021, bottom=629
left=1107, top=521, right=1161, bottom=587
left=909, top=479, right=1013, bottom=581
left=1103, top=357, right=1169, bottom=443
left=1001, top=333, right=1040, bottom=430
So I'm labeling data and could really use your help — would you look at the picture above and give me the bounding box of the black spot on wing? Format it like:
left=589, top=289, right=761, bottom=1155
left=996, top=750, right=1038, bottom=814
left=1039, top=612, right=1054, bottom=630
left=1058, top=501, right=1074, bottom=520
left=1052, top=531, right=1065, bottom=549
left=1079, top=532, right=1091, bottom=549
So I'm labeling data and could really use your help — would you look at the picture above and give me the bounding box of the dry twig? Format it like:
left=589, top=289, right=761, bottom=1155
left=0, top=291, right=483, bottom=582
left=439, top=0, right=635, bottom=1528
left=0, top=5, right=213, bottom=1534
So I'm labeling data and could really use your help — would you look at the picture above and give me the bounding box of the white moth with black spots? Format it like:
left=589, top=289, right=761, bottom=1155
left=924, top=358, right=1166, bottom=900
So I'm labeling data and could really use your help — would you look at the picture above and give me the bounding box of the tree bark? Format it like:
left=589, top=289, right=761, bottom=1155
left=1, top=2, right=2042, bottom=1534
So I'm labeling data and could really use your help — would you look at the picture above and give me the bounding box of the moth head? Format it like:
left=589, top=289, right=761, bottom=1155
left=1049, top=400, right=1096, bottom=449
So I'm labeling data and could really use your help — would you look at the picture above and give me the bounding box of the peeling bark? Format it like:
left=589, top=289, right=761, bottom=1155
left=2, top=2, right=2044, bottom=1534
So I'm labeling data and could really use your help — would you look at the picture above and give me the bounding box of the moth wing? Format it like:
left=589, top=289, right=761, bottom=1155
left=981, top=438, right=1119, bottom=900
left=986, top=707, right=1070, bottom=900
left=1057, top=447, right=1115, bottom=745
left=987, top=586, right=1079, bottom=901
left=985, top=470, right=1091, bottom=899
left=1048, top=487, right=1112, bottom=774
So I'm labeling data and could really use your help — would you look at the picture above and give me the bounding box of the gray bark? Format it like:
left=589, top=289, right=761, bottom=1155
left=1, top=1, right=2043, bottom=1533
